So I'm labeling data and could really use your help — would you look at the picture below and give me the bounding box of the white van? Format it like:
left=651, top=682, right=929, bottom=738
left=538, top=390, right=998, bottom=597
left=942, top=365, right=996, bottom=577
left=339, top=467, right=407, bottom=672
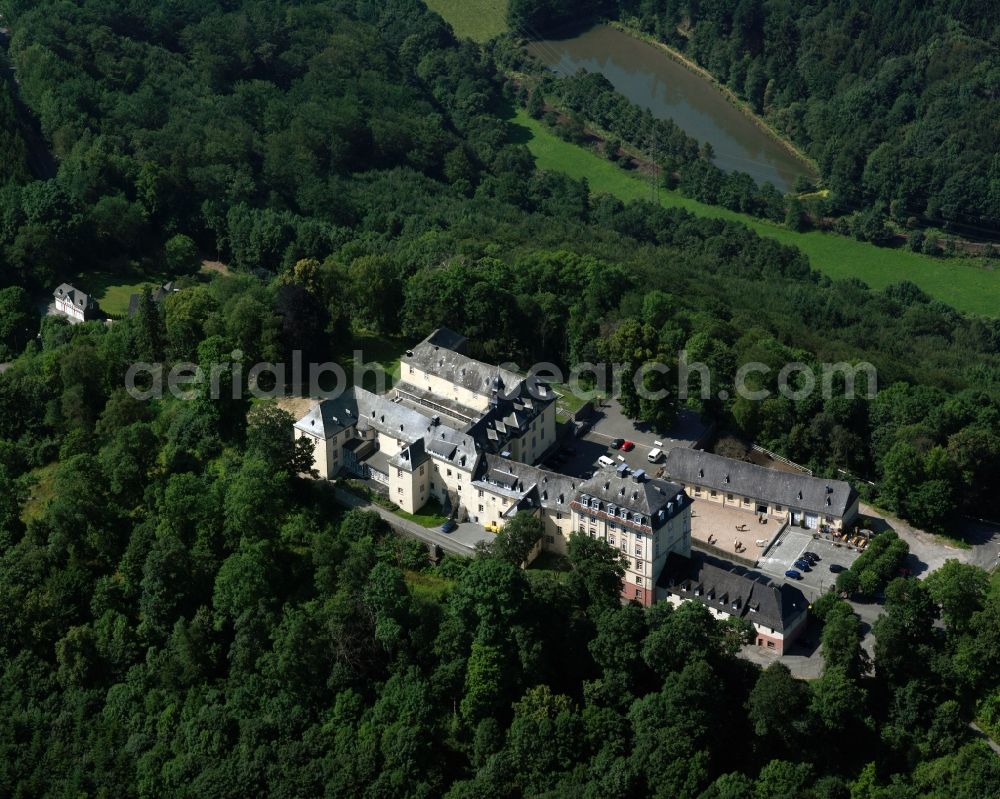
left=647, top=448, right=664, bottom=463
left=597, top=455, right=615, bottom=468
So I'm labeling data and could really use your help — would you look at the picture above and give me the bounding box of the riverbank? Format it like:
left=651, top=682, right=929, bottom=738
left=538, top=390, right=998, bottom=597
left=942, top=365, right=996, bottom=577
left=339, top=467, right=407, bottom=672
left=510, top=108, right=1000, bottom=317
left=609, top=19, right=819, bottom=179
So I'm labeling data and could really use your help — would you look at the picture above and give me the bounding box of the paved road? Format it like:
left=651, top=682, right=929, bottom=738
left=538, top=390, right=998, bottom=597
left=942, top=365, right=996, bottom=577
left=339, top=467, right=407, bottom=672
left=333, top=487, right=489, bottom=557
left=860, top=502, right=1000, bottom=577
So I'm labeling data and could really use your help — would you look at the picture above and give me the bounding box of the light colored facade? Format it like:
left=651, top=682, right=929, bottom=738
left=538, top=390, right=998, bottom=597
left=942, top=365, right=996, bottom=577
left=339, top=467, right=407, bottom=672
left=52, top=284, right=96, bottom=323
left=665, top=449, right=859, bottom=531
left=569, top=469, right=692, bottom=607
left=294, top=329, right=557, bottom=519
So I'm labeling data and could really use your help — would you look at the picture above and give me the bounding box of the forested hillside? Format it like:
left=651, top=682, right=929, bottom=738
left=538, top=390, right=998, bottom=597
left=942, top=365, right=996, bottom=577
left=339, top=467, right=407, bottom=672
left=509, top=0, right=1000, bottom=238
left=1, top=1, right=1000, bottom=795
left=0, top=51, right=29, bottom=185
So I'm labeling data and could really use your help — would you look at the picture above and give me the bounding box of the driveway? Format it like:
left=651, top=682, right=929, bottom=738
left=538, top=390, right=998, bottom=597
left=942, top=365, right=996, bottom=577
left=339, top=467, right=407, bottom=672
left=860, top=502, right=1000, bottom=577
left=333, top=487, right=490, bottom=557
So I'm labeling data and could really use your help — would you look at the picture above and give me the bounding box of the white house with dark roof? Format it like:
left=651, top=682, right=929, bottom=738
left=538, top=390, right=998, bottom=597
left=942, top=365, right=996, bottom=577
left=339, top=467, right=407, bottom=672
left=52, top=284, right=97, bottom=323
left=665, top=448, right=859, bottom=531
left=657, top=552, right=809, bottom=655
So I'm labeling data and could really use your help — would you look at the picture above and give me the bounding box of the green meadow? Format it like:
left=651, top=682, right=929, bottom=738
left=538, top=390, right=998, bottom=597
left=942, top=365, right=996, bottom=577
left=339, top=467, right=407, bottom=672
left=423, top=0, right=508, bottom=41
left=512, top=111, right=999, bottom=316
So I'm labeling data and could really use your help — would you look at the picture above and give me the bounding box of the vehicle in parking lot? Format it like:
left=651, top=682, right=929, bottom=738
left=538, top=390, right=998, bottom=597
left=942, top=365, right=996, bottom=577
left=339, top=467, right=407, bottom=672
left=647, top=447, right=664, bottom=463
left=621, top=440, right=635, bottom=451
left=803, top=551, right=820, bottom=562
left=610, top=438, right=625, bottom=449
left=829, top=564, right=845, bottom=573
left=597, top=455, right=615, bottom=467
left=793, top=559, right=812, bottom=571
left=784, top=569, right=802, bottom=580
left=441, top=519, right=457, bottom=533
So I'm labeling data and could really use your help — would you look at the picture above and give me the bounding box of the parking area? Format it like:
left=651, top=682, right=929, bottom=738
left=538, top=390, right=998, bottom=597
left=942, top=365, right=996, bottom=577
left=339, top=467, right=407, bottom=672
left=757, top=527, right=862, bottom=599
left=545, top=402, right=709, bottom=479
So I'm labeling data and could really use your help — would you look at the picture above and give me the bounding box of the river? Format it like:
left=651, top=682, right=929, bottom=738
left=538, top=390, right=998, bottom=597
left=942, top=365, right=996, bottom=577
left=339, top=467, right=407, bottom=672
left=526, top=24, right=813, bottom=192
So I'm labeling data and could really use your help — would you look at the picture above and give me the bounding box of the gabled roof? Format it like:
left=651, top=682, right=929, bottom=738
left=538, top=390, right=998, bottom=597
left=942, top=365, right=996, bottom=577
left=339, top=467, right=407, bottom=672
left=657, top=553, right=808, bottom=633
left=665, top=448, right=857, bottom=518
left=402, top=334, right=525, bottom=398
left=473, top=453, right=576, bottom=512
left=53, top=283, right=94, bottom=309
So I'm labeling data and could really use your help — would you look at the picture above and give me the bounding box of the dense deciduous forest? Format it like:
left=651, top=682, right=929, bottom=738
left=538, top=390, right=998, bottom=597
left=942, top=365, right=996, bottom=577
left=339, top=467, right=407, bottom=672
left=508, top=0, right=1000, bottom=238
left=1, top=1, right=1000, bottom=795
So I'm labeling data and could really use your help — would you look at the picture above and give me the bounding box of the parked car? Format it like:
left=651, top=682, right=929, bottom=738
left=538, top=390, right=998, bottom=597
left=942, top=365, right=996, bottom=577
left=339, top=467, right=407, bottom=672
left=784, top=569, right=802, bottom=580
left=803, top=551, right=820, bottom=562
left=610, top=438, right=625, bottom=449
left=441, top=519, right=457, bottom=533
left=621, top=440, right=635, bottom=451
left=828, top=564, right=845, bottom=573
left=793, top=559, right=812, bottom=571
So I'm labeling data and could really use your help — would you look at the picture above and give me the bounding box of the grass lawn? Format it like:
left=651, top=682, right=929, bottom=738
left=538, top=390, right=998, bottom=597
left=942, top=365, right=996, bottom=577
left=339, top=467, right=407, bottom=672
left=404, top=569, right=455, bottom=600
left=342, top=331, right=406, bottom=393
left=20, top=462, right=58, bottom=524
left=512, top=110, right=1000, bottom=317
left=78, top=268, right=170, bottom=317
left=392, top=498, right=449, bottom=528
left=424, top=0, right=508, bottom=41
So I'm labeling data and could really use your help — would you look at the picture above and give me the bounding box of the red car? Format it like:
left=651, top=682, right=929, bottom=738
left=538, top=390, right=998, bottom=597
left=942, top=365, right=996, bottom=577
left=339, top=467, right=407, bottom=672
left=621, top=440, right=635, bottom=452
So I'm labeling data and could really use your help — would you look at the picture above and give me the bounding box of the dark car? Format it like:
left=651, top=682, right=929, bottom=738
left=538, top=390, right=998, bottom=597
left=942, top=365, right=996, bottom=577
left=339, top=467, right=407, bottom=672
left=793, top=559, right=812, bottom=571
left=803, top=551, right=820, bottom=562
left=784, top=569, right=802, bottom=580
left=828, top=563, right=845, bottom=573
left=441, top=519, right=457, bottom=533
left=610, top=438, right=625, bottom=449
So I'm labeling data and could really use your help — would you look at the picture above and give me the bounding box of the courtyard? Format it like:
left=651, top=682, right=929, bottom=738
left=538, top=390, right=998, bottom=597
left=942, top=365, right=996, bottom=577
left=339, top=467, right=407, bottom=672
left=689, top=499, right=781, bottom=562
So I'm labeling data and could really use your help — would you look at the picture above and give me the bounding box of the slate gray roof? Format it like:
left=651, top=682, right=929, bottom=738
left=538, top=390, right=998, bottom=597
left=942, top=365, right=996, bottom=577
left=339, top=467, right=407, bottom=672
left=576, top=467, right=689, bottom=528
left=657, top=553, right=808, bottom=634
left=402, top=336, right=525, bottom=398
left=53, top=283, right=95, bottom=310
left=665, top=448, right=857, bottom=519
left=127, top=283, right=176, bottom=318
left=295, top=388, right=478, bottom=470
left=473, top=454, right=577, bottom=513
left=390, top=438, right=429, bottom=471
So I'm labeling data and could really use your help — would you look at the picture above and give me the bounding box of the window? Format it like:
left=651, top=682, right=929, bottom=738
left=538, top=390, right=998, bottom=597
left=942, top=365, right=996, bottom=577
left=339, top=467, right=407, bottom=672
left=610, top=522, right=617, bottom=531
left=634, top=559, right=641, bottom=570
left=620, top=542, right=627, bottom=551
left=710, top=489, right=717, bottom=497
left=635, top=589, right=642, bottom=600
left=546, top=535, right=555, bottom=544
left=766, top=641, right=775, bottom=650
left=579, top=524, right=585, bottom=533
left=457, top=474, right=461, bottom=481
left=556, top=512, right=562, bottom=520
left=397, top=488, right=403, bottom=494
left=636, top=576, right=643, bottom=587
left=478, top=504, right=484, bottom=512
left=609, top=536, right=616, bottom=546
left=726, top=494, right=734, bottom=501
left=419, top=466, right=424, bottom=475
left=447, top=469, right=452, bottom=477
left=430, top=481, right=435, bottom=489
left=478, top=489, right=484, bottom=498
left=775, top=505, right=782, bottom=512
left=397, top=469, right=403, bottom=478
left=634, top=545, right=642, bottom=555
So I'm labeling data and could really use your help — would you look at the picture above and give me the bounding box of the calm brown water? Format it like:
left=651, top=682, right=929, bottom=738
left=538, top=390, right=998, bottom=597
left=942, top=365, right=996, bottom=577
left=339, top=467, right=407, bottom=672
left=527, top=25, right=813, bottom=191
